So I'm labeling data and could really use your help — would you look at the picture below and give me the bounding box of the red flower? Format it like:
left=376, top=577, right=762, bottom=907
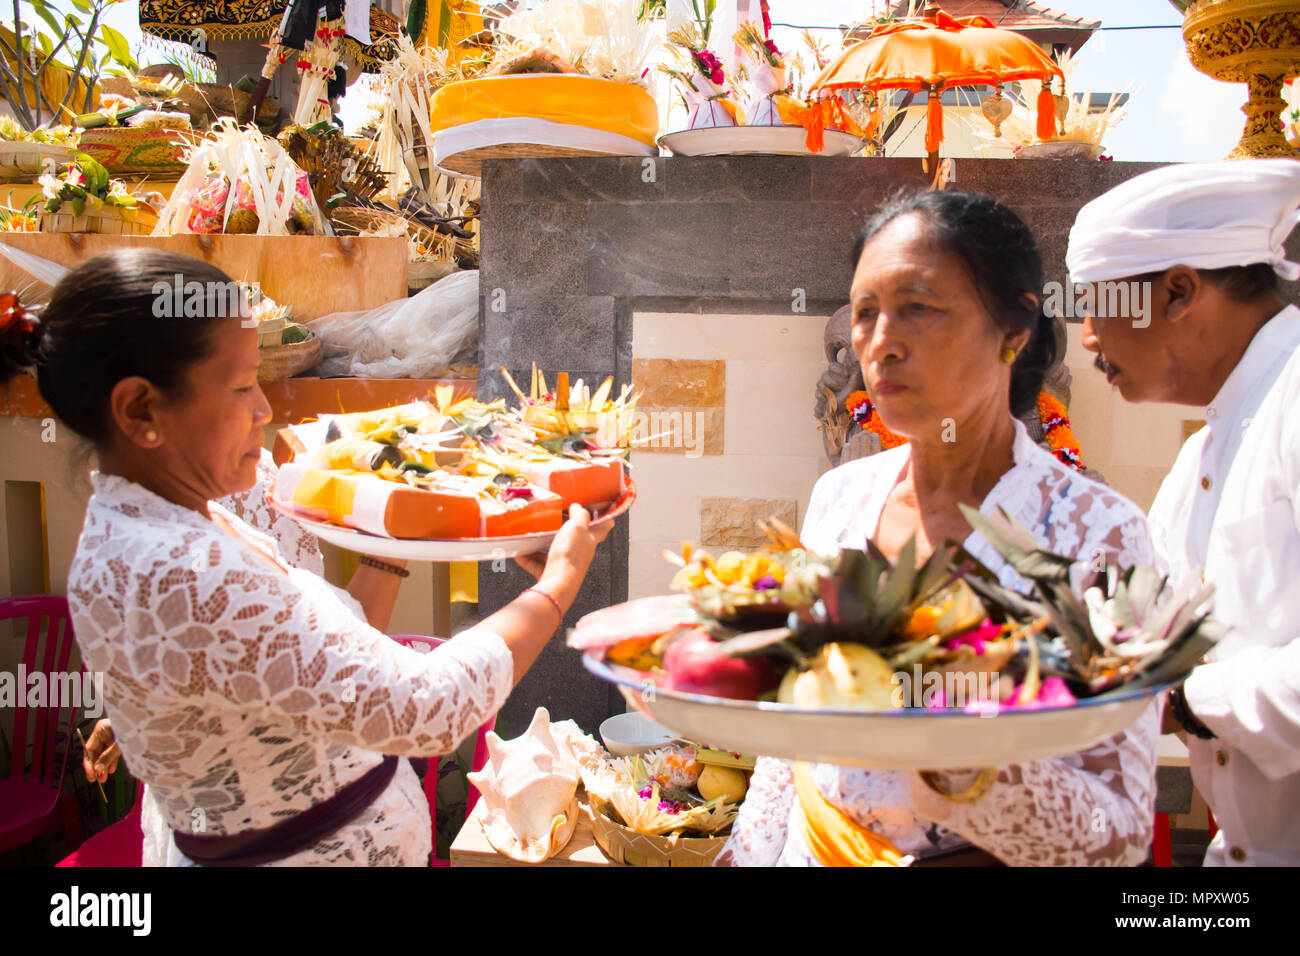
left=693, top=49, right=725, bottom=86
left=764, top=38, right=781, bottom=57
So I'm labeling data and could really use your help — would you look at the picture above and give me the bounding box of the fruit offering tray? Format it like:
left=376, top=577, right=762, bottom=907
left=583, top=650, right=1173, bottom=770
left=270, top=481, right=635, bottom=562
left=269, top=368, right=640, bottom=561
left=572, top=509, right=1221, bottom=769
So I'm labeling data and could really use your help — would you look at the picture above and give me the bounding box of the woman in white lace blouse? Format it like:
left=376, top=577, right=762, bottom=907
left=2, top=250, right=607, bottom=866
left=716, top=190, right=1159, bottom=867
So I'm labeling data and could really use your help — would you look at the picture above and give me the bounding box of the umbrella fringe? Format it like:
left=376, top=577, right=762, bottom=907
left=1035, top=83, right=1056, bottom=140
left=924, top=89, right=943, bottom=153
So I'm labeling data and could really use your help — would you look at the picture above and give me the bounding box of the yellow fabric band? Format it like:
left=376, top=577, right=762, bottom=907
left=291, top=469, right=361, bottom=525
left=429, top=75, right=659, bottom=146
left=793, top=761, right=910, bottom=867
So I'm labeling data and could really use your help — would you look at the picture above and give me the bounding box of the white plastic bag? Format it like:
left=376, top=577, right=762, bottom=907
left=305, top=268, right=478, bottom=378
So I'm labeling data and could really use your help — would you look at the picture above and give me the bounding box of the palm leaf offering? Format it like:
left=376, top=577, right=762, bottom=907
left=278, top=121, right=386, bottom=214
left=582, top=505, right=1225, bottom=712
left=661, top=519, right=835, bottom=625
left=582, top=749, right=741, bottom=839
left=273, top=368, right=641, bottom=540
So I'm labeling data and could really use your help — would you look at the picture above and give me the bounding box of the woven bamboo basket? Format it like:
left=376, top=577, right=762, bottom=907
left=258, top=334, right=323, bottom=383
left=38, top=204, right=153, bottom=235
left=181, top=84, right=280, bottom=126
left=256, top=314, right=288, bottom=348
left=1014, top=142, right=1103, bottom=160
left=76, top=127, right=197, bottom=176
left=0, top=141, right=73, bottom=183
left=437, top=142, right=621, bottom=180
left=330, top=205, right=448, bottom=251
left=588, top=802, right=729, bottom=867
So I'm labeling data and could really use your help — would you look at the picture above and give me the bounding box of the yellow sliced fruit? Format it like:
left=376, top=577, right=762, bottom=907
left=778, top=643, right=899, bottom=710
left=933, top=579, right=987, bottom=637
left=606, top=636, right=662, bottom=671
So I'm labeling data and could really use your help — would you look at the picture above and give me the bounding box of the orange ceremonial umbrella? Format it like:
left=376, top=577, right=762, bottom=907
left=802, top=3, right=1064, bottom=164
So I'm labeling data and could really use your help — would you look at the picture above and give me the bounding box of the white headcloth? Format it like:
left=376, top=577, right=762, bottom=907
left=1066, top=159, right=1300, bottom=285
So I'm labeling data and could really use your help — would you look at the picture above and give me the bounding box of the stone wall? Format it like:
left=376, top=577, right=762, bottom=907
left=476, top=155, right=1300, bottom=737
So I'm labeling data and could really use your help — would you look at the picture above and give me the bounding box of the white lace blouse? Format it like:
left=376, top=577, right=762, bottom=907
left=716, top=418, right=1160, bottom=867
left=68, top=467, right=513, bottom=866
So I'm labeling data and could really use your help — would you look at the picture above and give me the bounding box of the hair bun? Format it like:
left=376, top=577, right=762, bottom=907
left=0, top=292, right=42, bottom=384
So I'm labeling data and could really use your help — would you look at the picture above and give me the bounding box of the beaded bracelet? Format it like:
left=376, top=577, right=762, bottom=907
left=358, top=554, right=410, bottom=578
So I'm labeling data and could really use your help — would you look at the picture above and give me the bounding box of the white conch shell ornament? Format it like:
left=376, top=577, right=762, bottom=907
left=467, top=707, right=586, bottom=863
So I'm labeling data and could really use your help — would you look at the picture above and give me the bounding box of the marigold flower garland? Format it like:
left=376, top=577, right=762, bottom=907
left=844, top=390, right=1085, bottom=470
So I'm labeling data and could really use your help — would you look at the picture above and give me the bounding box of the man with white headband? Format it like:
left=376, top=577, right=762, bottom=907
left=1067, top=158, right=1300, bottom=867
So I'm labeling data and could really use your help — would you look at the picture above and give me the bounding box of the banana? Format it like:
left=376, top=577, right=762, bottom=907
left=778, top=642, right=899, bottom=710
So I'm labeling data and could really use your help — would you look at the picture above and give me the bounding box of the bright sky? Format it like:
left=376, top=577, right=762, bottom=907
left=15, top=0, right=1246, bottom=161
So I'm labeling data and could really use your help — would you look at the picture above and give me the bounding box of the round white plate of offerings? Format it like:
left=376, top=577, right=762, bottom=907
left=584, top=651, right=1173, bottom=770
left=571, top=506, right=1224, bottom=769
left=268, top=369, right=640, bottom=562
left=269, top=481, right=635, bottom=562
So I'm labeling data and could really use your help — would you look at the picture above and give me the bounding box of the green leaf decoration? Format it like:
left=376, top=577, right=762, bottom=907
left=406, top=0, right=428, bottom=39
left=32, top=5, right=67, bottom=38
left=437, top=0, right=453, bottom=46
left=99, top=23, right=131, bottom=66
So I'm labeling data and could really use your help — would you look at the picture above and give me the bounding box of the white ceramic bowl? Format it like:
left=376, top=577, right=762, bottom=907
left=599, top=712, right=675, bottom=756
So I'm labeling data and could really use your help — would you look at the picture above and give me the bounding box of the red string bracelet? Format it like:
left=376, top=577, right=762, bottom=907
left=525, top=587, right=563, bottom=623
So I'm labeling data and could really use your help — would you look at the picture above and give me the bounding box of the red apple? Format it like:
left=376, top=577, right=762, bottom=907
left=663, top=630, right=781, bottom=700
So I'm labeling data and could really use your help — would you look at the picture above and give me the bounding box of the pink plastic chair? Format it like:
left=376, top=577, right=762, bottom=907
left=388, top=634, right=496, bottom=866
left=0, top=595, right=85, bottom=856
left=56, top=784, right=144, bottom=867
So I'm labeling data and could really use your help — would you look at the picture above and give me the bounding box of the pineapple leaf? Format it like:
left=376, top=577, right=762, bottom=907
left=1123, top=617, right=1227, bottom=689
left=1108, top=577, right=1134, bottom=629
left=1144, top=579, right=1216, bottom=648
left=874, top=534, right=918, bottom=629
left=1124, top=565, right=1162, bottom=626
left=959, top=504, right=1075, bottom=583
left=1039, top=580, right=1104, bottom=670
left=961, top=565, right=1049, bottom=621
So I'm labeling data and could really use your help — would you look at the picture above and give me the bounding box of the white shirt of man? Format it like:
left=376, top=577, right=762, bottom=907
left=1147, top=304, right=1300, bottom=866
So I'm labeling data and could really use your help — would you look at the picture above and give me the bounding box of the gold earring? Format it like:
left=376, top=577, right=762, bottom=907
left=144, top=429, right=157, bottom=443
left=1000, top=346, right=1017, bottom=364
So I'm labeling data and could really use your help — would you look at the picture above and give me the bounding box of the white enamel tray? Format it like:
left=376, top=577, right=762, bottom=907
left=584, top=650, right=1167, bottom=770
left=269, top=480, right=635, bottom=562
left=658, top=126, right=862, bottom=157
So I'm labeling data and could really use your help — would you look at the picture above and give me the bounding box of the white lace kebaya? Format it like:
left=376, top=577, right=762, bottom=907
left=68, top=467, right=513, bottom=866
left=716, top=418, right=1160, bottom=867
left=216, top=449, right=325, bottom=578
